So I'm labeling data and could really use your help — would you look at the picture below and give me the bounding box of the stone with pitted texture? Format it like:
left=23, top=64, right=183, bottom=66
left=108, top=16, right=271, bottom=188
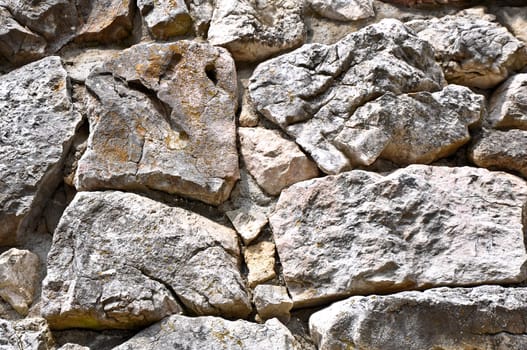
left=75, top=0, right=134, bottom=43
left=253, top=285, right=293, bottom=323
left=0, top=56, right=82, bottom=246
left=270, top=165, right=527, bottom=307
left=137, top=0, right=191, bottom=39
left=41, top=191, right=251, bottom=330
left=0, top=317, right=54, bottom=350
left=245, top=241, right=276, bottom=288
left=488, top=73, right=527, bottom=130
left=249, top=19, right=446, bottom=174
left=310, top=286, right=527, bottom=350
left=309, top=0, right=374, bottom=21
left=76, top=41, right=239, bottom=205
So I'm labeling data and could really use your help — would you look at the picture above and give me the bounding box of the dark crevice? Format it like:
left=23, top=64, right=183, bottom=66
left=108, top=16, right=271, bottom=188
left=205, top=63, right=218, bottom=85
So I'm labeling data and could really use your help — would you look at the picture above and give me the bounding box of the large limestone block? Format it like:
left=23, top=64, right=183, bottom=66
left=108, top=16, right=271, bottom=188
left=239, top=127, right=319, bottom=195
left=208, top=0, right=306, bottom=61
left=488, top=73, right=527, bottom=130
left=113, top=315, right=300, bottom=350
left=41, top=191, right=251, bottom=330
left=249, top=19, right=446, bottom=174
left=334, top=84, right=483, bottom=166
left=270, top=165, right=527, bottom=307
left=408, top=9, right=527, bottom=89
left=76, top=41, right=239, bottom=205
left=75, top=0, right=134, bottom=43
left=137, top=0, right=191, bottom=39
left=0, top=317, right=54, bottom=350
left=310, top=286, right=527, bottom=350
left=0, top=56, right=82, bottom=245
left=470, top=129, right=527, bottom=179
left=308, top=0, right=374, bottom=21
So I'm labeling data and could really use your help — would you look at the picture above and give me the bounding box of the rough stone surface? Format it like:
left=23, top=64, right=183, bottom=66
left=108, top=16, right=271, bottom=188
left=76, top=41, right=239, bottom=205
left=41, top=191, right=251, bottom=330
left=488, top=73, right=527, bottom=130
left=408, top=9, right=527, bottom=89
left=0, top=56, right=82, bottom=246
left=75, top=0, right=134, bottom=43
left=113, top=315, right=300, bottom=350
left=208, top=0, right=306, bottom=61
left=493, top=6, right=527, bottom=44
left=253, top=285, right=293, bottom=323
left=249, top=19, right=446, bottom=174
left=309, top=0, right=375, bottom=21
left=57, top=344, right=90, bottom=350
left=310, top=286, right=527, bottom=350
left=333, top=84, right=483, bottom=166
left=0, top=249, right=39, bottom=316
left=138, top=0, right=191, bottom=39
left=0, top=317, right=54, bottom=350
left=239, top=127, right=319, bottom=196
left=245, top=241, right=276, bottom=288
left=270, top=165, right=527, bottom=307
left=470, top=129, right=527, bottom=178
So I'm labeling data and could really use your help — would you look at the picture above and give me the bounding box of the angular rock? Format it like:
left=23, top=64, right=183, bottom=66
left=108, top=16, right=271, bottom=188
left=239, top=91, right=260, bottom=127
left=57, top=344, right=90, bottom=350
left=0, top=7, right=46, bottom=66
left=245, top=241, right=276, bottom=288
left=380, top=0, right=469, bottom=5
left=253, top=285, right=293, bottom=323
left=41, top=191, right=251, bottom=330
left=334, top=84, right=483, bottom=166
left=0, top=249, right=39, bottom=316
left=249, top=19, right=446, bottom=174
left=75, top=0, right=134, bottom=43
left=309, top=0, right=374, bottom=21
left=113, top=315, right=300, bottom=350
left=0, top=56, right=82, bottom=245
left=137, top=0, right=191, bottom=39
left=470, top=129, right=527, bottom=178
left=493, top=6, right=527, bottom=44
left=488, top=73, right=527, bottom=130
left=408, top=9, right=527, bottom=89
left=186, top=0, right=215, bottom=37
left=76, top=42, right=239, bottom=206
left=0, top=317, right=54, bottom=350
left=270, top=165, right=527, bottom=307
left=310, top=286, right=527, bottom=350
left=239, top=127, right=319, bottom=196
left=208, top=0, right=306, bottom=61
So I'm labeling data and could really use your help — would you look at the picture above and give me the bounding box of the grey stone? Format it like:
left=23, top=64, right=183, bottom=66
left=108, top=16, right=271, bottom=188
left=253, top=285, right=293, bottom=323
left=310, top=286, right=527, bottom=350
left=270, top=165, right=527, bottom=307
left=76, top=41, right=239, bottom=206
left=0, top=317, right=54, bottom=350
left=488, top=73, right=527, bottom=130
left=333, top=84, right=483, bottom=166
left=75, top=0, right=134, bottom=43
left=309, top=0, right=374, bottom=21
left=0, top=56, right=82, bottom=245
left=239, top=127, right=319, bottom=196
left=493, top=6, right=527, bottom=44
left=208, top=0, right=306, bottom=62
left=137, top=0, right=191, bottom=39
left=113, top=315, right=300, bottom=350
left=0, top=249, right=39, bottom=316
left=408, top=8, right=527, bottom=89
left=470, top=129, right=527, bottom=179
left=41, top=191, right=251, bottom=330
left=57, top=344, right=90, bottom=350
left=249, top=19, right=446, bottom=174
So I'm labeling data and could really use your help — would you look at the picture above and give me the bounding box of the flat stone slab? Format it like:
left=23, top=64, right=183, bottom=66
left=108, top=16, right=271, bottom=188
left=270, top=165, right=527, bottom=307
left=488, top=73, right=527, bottom=130
left=41, top=191, right=251, bottom=330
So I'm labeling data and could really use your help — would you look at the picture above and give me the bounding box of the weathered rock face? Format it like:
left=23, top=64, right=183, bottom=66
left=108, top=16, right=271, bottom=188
left=253, top=285, right=293, bottom=323
left=0, top=317, right=54, bottom=350
left=114, top=315, right=300, bottom=350
left=76, top=41, right=239, bottom=205
left=488, top=73, right=527, bottom=130
left=270, top=165, right=527, bottom=307
left=207, top=0, right=306, bottom=61
left=408, top=9, right=527, bottom=89
left=493, top=6, right=527, bottom=45
left=245, top=241, right=276, bottom=288
left=470, top=129, right=527, bottom=178
left=308, top=0, right=375, bottom=21
left=0, top=249, right=40, bottom=316
left=249, top=19, right=447, bottom=174
left=0, top=56, right=82, bottom=246
left=137, top=0, right=191, bottom=39
left=310, top=286, right=527, bottom=350
left=239, top=127, right=319, bottom=196
left=41, top=191, right=251, bottom=330
left=334, top=84, right=483, bottom=166
left=380, top=0, right=469, bottom=5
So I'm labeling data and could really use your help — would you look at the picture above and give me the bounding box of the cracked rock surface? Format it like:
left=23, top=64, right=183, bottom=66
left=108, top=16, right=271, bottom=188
left=270, top=165, right=527, bottom=307
left=488, top=73, right=527, bottom=130
left=137, top=0, right=191, bottom=39
left=0, top=317, right=54, bottom=350
left=41, top=191, right=251, bottom=330
left=76, top=41, right=239, bottom=205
